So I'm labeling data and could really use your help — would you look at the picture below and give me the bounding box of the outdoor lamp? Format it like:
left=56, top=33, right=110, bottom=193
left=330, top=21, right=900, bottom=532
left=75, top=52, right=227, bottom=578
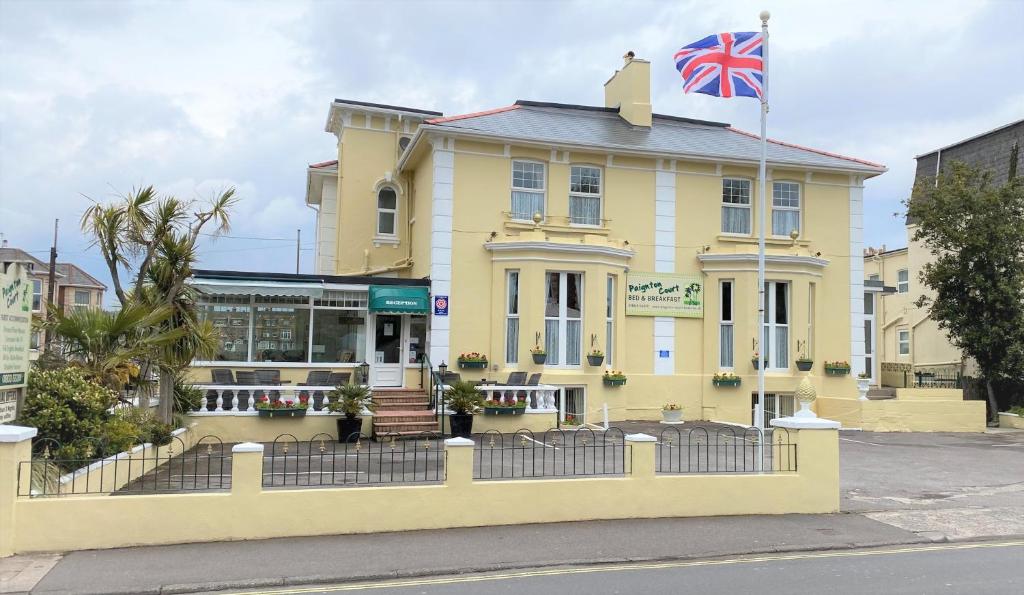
left=359, top=361, right=370, bottom=385
left=438, top=361, right=447, bottom=378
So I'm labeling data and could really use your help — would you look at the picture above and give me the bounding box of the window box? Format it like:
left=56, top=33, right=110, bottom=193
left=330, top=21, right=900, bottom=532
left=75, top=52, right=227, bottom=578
left=458, top=352, right=488, bottom=369
left=603, top=372, right=626, bottom=387
left=483, top=406, right=526, bottom=416
left=713, top=377, right=742, bottom=387
left=824, top=361, right=851, bottom=376
left=257, top=408, right=307, bottom=418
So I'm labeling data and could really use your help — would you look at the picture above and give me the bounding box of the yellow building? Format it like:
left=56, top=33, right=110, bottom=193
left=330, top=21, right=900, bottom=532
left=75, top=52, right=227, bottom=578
left=195, top=55, right=888, bottom=427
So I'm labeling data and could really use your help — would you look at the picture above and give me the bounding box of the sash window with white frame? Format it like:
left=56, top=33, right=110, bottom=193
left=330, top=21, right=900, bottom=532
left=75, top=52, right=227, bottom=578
left=506, top=271, right=520, bottom=365
left=762, top=281, right=789, bottom=370
left=897, top=269, right=909, bottom=293
left=898, top=329, right=910, bottom=355
left=720, top=280, right=734, bottom=368
left=807, top=283, right=816, bottom=358
left=511, top=160, right=545, bottom=221
left=722, top=178, right=752, bottom=234
left=606, top=274, right=615, bottom=367
left=771, top=181, right=801, bottom=237
left=377, top=187, right=397, bottom=236
left=569, top=165, right=602, bottom=226
left=545, top=272, right=582, bottom=366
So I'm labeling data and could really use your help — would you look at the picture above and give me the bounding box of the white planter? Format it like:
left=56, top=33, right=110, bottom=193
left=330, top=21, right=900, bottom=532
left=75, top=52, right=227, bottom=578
left=661, top=409, right=683, bottom=424
left=857, top=377, right=870, bottom=401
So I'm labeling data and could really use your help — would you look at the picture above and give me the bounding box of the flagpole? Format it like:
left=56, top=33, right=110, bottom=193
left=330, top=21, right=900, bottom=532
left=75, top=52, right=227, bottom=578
left=755, top=10, right=770, bottom=469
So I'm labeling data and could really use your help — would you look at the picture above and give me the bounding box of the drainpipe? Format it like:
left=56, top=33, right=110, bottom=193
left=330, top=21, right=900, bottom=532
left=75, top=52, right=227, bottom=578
left=306, top=202, right=319, bottom=274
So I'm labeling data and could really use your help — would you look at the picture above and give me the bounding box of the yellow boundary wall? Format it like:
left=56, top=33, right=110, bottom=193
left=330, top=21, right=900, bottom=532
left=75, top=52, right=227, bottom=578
left=0, top=426, right=838, bottom=556
left=816, top=397, right=985, bottom=432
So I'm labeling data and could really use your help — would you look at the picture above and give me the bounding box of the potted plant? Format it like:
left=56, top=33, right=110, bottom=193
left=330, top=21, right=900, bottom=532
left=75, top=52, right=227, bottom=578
left=531, top=346, right=547, bottom=364
left=824, top=360, right=851, bottom=376
left=586, top=349, right=605, bottom=367
left=444, top=380, right=484, bottom=438
left=712, top=372, right=741, bottom=387
left=603, top=370, right=626, bottom=386
left=751, top=351, right=761, bottom=370
left=662, top=403, right=683, bottom=423
left=561, top=413, right=583, bottom=430
left=796, top=354, right=814, bottom=372
left=326, top=383, right=375, bottom=442
left=255, top=396, right=308, bottom=418
left=483, top=398, right=527, bottom=416
left=457, top=352, right=488, bottom=369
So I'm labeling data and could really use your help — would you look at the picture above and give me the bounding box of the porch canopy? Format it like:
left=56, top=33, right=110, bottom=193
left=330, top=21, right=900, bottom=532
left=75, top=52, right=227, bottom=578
left=191, top=278, right=324, bottom=298
left=368, top=285, right=430, bottom=314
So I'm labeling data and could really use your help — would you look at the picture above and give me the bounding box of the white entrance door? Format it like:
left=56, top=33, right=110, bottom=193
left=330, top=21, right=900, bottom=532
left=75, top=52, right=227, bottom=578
left=864, top=292, right=876, bottom=384
left=371, top=314, right=403, bottom=387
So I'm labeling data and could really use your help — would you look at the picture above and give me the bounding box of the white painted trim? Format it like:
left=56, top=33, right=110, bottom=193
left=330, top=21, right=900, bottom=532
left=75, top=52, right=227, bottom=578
left=430, top=137, right=455, bottom=365
left=849, top=175, right=866, bottom=377
left=232, top=442, right=265, bottom=453
left=0, top=425, right=37, bottom=443
left=444, top=437, right=474, bottom=447
left=697, top=253, right=830, bottom=268
left=485, top=241, right=633, bottom=259
left=625, top=433, right=657, bottom=442
left=771, top=416, right=840, bottom=429
left=699, top=267, right=824, bottom=278
left=491, top=255, right=631, bottom=269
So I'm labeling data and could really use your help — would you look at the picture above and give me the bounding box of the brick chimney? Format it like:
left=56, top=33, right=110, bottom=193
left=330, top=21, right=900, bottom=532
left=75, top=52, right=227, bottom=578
left=604, top=51, right=652, bottom=127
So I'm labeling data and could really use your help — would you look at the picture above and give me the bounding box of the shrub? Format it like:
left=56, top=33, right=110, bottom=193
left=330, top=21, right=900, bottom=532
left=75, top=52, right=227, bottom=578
left=17, top=368, right=119, bottom=459
left=116, top=407, right=174, bottom=446
left=172, top=377, right=203, bottom=414
left=327, top=383, right=375, bottom=420
left=444, top=381, right=484, bottom=415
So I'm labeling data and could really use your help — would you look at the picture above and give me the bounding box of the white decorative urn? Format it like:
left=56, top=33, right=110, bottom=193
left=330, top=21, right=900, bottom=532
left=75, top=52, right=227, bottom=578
left=794, top=375, right=818, bottom=419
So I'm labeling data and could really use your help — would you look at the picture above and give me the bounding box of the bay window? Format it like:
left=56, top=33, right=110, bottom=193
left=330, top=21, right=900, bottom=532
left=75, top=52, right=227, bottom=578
left=544, top=272, right=582, bottom=366
left=772, top=181, right=801, bottom=237
left=569, top=165, right=602, bottom=226
left=506, top=271, right=520, bottom=364
left=722, top=178, right=752, bottom=234
left=762, top=281, right=789, bottom=370
left=511, top=160, right=545, bottom=221
left=720, top=280, right=734, bottom=368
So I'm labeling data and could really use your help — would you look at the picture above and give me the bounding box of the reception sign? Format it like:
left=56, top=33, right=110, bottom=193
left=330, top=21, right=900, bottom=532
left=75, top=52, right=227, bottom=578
left=625, top=272, right=703, bottom=318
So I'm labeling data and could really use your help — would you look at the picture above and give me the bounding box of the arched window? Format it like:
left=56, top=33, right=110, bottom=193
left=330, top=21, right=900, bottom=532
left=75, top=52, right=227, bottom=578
left=377, top=187, right=397, bottom=236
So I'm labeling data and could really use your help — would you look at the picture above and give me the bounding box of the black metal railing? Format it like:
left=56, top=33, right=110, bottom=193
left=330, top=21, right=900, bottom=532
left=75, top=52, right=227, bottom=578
left=913, top=371, right=963, bottom=389
left=656, top=426, right=796, bottom=474
left=18, top=435, right=231, bottom=497
left=419, top=353, right=446, bottom=435
left=262, top=432, right=445, bottom=488
left=473, top=428, right=628, bottom=479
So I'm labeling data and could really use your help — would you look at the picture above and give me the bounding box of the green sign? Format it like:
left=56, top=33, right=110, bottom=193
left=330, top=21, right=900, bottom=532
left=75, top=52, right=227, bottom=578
left=625, top=272, right=703, bottom=318
left=368, top=285, right=430, bottom=314
left=1, top=263, right=32, bottom=422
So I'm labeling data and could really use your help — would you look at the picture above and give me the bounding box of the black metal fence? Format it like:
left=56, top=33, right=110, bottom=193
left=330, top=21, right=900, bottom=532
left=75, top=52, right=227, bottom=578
left=18, top=435, right=232, bottom=497
left=656, top=427, right=796, bottom=474
left=913, top=371, right=963, bottom=389
left=262, top=432, right=445, bottom=488
left=473, top=428, right=629, bottom=480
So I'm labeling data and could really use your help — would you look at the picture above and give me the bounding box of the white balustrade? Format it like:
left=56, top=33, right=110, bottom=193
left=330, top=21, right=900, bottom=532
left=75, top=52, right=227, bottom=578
left=191, top=385, right=339, bottom=415
left=475, top=384, right=559, bottom=412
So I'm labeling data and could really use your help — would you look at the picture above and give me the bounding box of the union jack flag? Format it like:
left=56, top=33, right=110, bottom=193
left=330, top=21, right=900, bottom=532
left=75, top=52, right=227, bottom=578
left=674, top=32, right=764, bottom=99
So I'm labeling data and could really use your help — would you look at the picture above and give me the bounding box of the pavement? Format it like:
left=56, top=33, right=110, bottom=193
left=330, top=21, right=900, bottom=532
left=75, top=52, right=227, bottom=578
left=2, top=425, right=1022, bottom=595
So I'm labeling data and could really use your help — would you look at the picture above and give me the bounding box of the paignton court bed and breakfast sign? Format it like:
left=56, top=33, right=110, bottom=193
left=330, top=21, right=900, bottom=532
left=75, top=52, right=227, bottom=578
left=1, top=262, right=32, bottom=423
left=625, top=272, right=703, bottom=318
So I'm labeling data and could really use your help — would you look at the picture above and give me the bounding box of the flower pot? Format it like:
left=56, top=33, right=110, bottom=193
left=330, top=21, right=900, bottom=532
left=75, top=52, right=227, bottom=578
left=713, top=378, right=741, bottom=387
left=662, top=409, right=683, bottom=423
left=751, top=359, right=760, bottom=370
left=824, top=366, right=850, bottom=376
left=257, top=408, right=307, bottom=418
left=458, top=360, right=488, bottom=369
left=449, top=413, right=474, bottom=438
left=532, top=353, right=547, bottom=364
left=587, top=354, right=605, bottom=367
left=856, top=377, right=870, bottom=401
left=603, top=377, right=626, bottom=387
left=336, top=417, right=363, bottom=442
left=796, top=360, right=814, bottom=372
left=484, top=407, right=525, bottom=416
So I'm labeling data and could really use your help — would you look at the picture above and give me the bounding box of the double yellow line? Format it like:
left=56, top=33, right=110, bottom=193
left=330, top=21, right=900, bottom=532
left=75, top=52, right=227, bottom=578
left=225, top=540, right=1024, bottom=594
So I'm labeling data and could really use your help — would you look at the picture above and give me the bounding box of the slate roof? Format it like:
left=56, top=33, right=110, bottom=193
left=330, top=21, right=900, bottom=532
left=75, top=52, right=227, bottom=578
left=0, top=247, right=54, bottom=275
left=421, top=101, right=885, bottom=174
left=54, top=263, right=106, bottom=289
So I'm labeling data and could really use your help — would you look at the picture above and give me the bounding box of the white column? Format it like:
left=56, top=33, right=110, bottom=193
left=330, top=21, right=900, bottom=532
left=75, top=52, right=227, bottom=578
left=849, top=175, right=866, bottom=378
left=654, top=161, right=677, bottom=375
left=430, top=136, right=454, bottom=366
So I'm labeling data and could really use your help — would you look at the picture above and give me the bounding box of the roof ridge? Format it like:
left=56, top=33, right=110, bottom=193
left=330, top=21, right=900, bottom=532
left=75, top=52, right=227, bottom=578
left=425, top=105, right=520, bottom=124
left=727, top=127, right=886, bottom=169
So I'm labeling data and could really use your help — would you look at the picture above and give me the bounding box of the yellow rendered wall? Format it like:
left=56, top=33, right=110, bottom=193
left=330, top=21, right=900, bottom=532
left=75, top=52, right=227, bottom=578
left=816, top=396, right=985, bottom=432
left=5, top=429, right=838, bottom=555
left=187, top=414, right=371, bottom=443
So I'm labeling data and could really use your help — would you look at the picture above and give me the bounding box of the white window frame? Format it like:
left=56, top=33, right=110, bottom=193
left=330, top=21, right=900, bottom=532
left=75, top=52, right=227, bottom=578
left=762, top=281, right=790, bottom=371
left=898, top=329, right=910, bottom=356
left=31, top=279, right=42, bottom=312
left=897, top=269, right=909, bottom=293
left=771, top=180, right=801, bottom=237
left=569, top=164, right=602, bottom=227
left=868, top=274, right=880, bottom=281
left=74, top=290, right=91, bottom=309
left=605, top=274, right=615, bottom=367
left=544, top=271, right=583, bottom=368
left=721, top=178, right=752, bottom=235
left=510, top=160, right=546, bottom=222
left=807, top=283, right=816, bottom=358
left=719, top=280, right=734, bottom=369
left=506, top=270, right=519, bottom=365
left=376, top=187, right=398, bottom=238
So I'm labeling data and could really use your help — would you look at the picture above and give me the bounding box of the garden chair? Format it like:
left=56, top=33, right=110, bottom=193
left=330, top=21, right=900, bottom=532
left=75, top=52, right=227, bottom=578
left=523, top=373, right=542, bottom=408
left=255, top=369, right=282, bottom=402
left=300, top=370, right=332, bottom=411
left=328, top=371, right=352, bottom=386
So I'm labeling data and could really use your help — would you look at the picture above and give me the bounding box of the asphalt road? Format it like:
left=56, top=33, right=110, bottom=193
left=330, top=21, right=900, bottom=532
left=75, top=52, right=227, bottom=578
left=208, top=541, right=1024, bottom=595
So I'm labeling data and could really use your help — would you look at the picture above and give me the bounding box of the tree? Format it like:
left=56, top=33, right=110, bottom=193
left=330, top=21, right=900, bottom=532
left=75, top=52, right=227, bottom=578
left=906, top=162, right=1024, bottom=422
left=82, top=186, right=237, bottom=422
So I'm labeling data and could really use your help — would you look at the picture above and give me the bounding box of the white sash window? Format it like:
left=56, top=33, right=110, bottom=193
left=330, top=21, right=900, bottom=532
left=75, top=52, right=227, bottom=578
left=511, top=160, right=545, bottom=221
left=545, top=272, right=582, bottom=366
left=569, top=165, right=602, bottom=226
left=722, top=178, right=752, bottom=234
left=506, top=271, right=519, bottom=364
left=772, top=181, right=801, bottom=237
left=720, top=280, right=734, bottom=368
left=762, top=281, right=789, bottom=370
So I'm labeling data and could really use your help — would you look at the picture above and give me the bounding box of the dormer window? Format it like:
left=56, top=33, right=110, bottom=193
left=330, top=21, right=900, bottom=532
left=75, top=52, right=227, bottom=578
left=377, top=187, right=397, bottom=236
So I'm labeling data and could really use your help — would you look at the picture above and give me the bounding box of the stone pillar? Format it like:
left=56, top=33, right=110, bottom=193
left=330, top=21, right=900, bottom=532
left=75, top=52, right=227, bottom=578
left=625, top=433, right=657, bottom=479
left=770, top=417, right=841, bottom=512
left=0, top=425, right=37, bottom=557
left=230, top=442, right=264, bottom=497
left=443, top=437, right=474, bottom=487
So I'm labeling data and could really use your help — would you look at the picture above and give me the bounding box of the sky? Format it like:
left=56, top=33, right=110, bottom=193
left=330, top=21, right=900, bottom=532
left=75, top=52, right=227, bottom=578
left=1, top=0, right=1022, bottom=306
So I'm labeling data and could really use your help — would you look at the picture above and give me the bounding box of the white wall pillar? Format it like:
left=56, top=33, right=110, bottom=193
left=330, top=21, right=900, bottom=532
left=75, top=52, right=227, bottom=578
left=429, top=137, right=455, bottom=366
left=653, top=160, right=677, bottom=375
left=849, top=175, right=866, bottom=377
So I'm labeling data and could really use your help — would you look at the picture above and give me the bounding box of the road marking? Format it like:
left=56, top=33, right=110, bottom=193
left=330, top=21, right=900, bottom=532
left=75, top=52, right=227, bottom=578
left=220, top=540, right=1024, bottom=594
left=839, top=437, right=884, bottom=446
